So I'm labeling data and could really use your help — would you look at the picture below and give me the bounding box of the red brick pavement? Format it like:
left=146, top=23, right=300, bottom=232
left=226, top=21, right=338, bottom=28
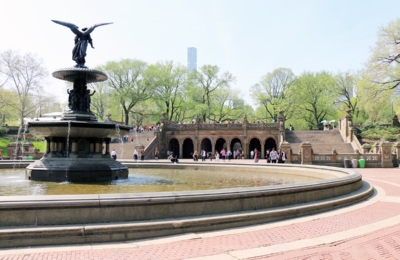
left=0, top=168, right=400, bottom=260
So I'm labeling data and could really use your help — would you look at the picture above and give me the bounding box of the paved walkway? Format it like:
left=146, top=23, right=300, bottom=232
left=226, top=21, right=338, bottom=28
left=0, top=166, right=399, bottom=259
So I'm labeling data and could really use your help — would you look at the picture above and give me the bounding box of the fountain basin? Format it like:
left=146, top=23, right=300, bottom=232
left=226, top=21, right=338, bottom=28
left=26, top=121, right=131, bottom=182
left=0, top=163, right=373, bottom=248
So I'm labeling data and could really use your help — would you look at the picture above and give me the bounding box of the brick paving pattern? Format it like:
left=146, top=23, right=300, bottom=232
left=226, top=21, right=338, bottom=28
left=0, top=167, right=399, bottom=260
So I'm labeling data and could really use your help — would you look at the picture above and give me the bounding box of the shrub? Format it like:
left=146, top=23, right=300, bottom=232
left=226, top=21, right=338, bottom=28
left=0, top=127, right=8, bottom=136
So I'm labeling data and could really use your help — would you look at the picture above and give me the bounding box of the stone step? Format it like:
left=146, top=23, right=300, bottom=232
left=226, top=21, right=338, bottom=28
left=285, top=129, right=354, bottom=154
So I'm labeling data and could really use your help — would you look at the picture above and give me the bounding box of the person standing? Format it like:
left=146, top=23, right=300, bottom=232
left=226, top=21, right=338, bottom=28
left=111, top=149, right=117, bottom=160
left=133, top=149, right=138, bottom=161
left=270, top=148, right=278, bottom=163
left=221, top=149, right=226, bottom=162
left=278, top=148, right=286, bottom=163
left=265, top=149, right=271, bottom=163
left=154, top=150, right=159, bottom=161
left=201, top=150, right=206, bottom=161
left=140, top=149, right=145, bottom=161
left=193, top=151, right=199, bottom=161
left=254, top=148, right=259, bottom=163
left=215, top=151, right=220, bottom=162
left=250, top=150, right=254, bottom=159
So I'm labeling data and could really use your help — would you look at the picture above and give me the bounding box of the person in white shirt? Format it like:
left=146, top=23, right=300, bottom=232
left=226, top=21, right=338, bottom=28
left=111, top=149, right=117, bottom=160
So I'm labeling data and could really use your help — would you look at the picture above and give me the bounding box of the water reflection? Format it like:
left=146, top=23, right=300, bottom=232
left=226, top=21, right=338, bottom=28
left=0, top=168, right=323, bottom=196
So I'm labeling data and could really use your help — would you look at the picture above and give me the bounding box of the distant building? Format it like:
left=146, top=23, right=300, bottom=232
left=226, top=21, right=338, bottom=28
left=187, top=47, right=197, bottom=72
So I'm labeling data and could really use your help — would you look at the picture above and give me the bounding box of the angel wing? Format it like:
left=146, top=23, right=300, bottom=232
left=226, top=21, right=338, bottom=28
left=84, top=22, right=113, bottom=35
left=52, top=20, right=82, bottom=36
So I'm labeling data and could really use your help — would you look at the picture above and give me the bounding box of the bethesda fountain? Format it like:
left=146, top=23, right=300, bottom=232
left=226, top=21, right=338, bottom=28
left=25, top=20, right=130, bottom=182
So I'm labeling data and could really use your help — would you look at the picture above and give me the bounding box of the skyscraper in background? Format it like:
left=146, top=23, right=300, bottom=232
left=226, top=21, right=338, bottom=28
left=187, top=47, right=197, bottom=72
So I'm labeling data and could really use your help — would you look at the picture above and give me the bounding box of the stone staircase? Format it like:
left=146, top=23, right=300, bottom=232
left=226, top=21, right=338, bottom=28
left=110, top=131, right=156, bottom=159
left=284, top=129, right=354, bottom=154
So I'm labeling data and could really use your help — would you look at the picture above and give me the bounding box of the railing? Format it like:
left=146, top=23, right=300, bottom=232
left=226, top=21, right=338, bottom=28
left=287, top=152, right=383, bottom=166
left=144, top=136, right=158, bottom=159
left=163, top=121, right=279, bottom=131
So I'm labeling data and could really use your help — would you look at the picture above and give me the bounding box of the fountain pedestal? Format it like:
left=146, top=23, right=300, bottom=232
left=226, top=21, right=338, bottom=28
left=26, top=68, right=130, bottom=182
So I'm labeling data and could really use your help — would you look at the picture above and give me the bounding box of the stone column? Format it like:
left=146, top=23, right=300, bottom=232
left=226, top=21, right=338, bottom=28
left=179, top=140, right=183, bottom=159
left=344, top=109, right=352, bottom=140
left=380, top=141, right=393, bottom=168
left=58, top=142, right=64, bottom=156
left=300, top=141, right=312, bottom=165
left=393, top=142, right=400, bottom=167
left=90, top=142, right=94, bottom=154
left=278, top=110, right=285, bottom=143
left=93, top=140, right=102, bottom=158
left=70, top=139, right=78, bottom=158
left=280, top=141, right=291, bottom=163
left=45, top=138, right=50, bottom=155
left=243, top=115, right=248, bottom=158
left=331, top=149, right=337, bottom=164
left=104, top=139, right=111, bottom=157
left=261, top=142, right=265, bottom=160
left=47, top=139, right=57, bottom=158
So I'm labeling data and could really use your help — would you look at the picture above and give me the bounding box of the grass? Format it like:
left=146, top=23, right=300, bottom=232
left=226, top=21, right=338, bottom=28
left=0, top=136, right=46, bottom=156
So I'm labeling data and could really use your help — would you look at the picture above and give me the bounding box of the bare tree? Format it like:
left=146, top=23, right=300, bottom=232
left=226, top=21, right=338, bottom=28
left=365, top=18, right=400, bottom=95
left=334, top=72, right=360, bottom=117
left=0, top=50, right=47, bottom=124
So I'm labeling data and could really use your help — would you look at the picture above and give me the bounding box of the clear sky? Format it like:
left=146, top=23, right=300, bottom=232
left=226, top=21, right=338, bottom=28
left=1, top=0, right=400, bottom=106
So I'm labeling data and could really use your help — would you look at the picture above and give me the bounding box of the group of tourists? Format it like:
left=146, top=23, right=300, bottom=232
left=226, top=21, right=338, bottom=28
left=192, top=149, right=245, bottom=162
left=264, top=148, right=286, bottom=163
left=133, top=148, right=145, bottom=161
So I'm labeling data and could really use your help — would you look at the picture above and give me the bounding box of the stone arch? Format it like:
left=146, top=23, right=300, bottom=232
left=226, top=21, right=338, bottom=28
left=168, top=138, right=179, bottom=157
left=182, top=138, right=194, bottom=158
left=215, top=137, right=227, bottom=153
left=200, top=138, right=212, bottom=154
left=249, top=137, right=261, bottom=158
left=264, top=137, right=277, bottom=152
left=230, top=137, right=242, bottom=151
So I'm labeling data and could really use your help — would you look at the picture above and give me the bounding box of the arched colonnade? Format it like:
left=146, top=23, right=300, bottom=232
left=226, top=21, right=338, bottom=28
left=167, top=136, right=277, bottom=159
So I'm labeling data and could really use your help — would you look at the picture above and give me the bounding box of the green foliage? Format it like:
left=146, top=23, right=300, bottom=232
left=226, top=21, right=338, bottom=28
left=0, top=127, right=7, bottom=136
left=31, top=141, right=46, bottom=152
left=0, top=136, right=13, bottom=156
left=250, top=68, right=296, bottom=122
left=288, top=71, right=338, bottom=129
left=360, top=125, right=400, bottom=141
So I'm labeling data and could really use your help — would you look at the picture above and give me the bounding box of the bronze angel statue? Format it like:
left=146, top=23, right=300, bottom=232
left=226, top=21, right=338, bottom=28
left=52, top=20, right=112, bottom=68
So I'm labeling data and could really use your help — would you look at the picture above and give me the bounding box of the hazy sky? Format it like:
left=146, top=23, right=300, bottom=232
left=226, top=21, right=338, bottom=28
left=1, top=0, right=399, bottom=106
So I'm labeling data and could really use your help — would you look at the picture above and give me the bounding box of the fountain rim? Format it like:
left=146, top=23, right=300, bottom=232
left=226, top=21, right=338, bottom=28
left=0, top=163, right=361, bottom=201
left=27, top=120, right=131, bottom=130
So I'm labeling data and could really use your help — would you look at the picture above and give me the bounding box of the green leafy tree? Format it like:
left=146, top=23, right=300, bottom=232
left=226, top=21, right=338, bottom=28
left=250, top=68, right=296, bottom=122
left=146, top=61, right=188, bottom=121
left=209, top=88, right=245, bottom=123
left=189, top=65, right=236, bottom=122
left=289, top=72, right=338, bottom=129
left=99, top=59, right=153, bottom=125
